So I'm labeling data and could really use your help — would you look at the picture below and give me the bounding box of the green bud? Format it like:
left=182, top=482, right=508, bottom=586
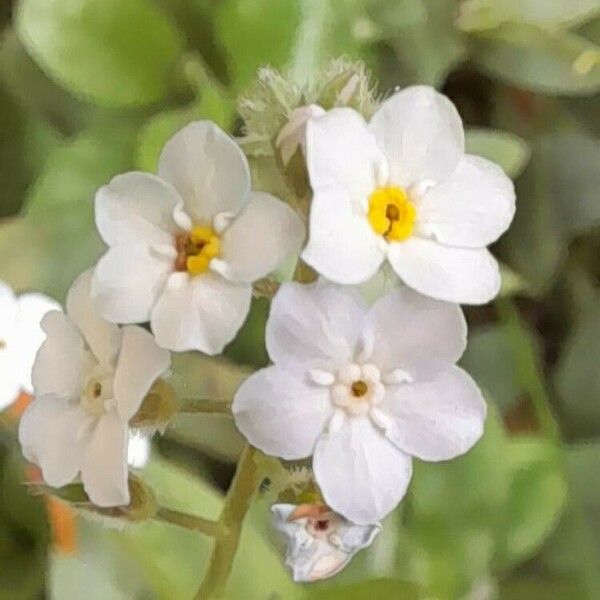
left=130, top=379, right=180, bottom=434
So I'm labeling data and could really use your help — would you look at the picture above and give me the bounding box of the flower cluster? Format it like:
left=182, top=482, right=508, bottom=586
left=14, top=69, right=515, bottom=584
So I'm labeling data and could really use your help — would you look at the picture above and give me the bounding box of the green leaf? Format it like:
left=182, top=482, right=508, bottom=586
left=307, top=578, right=419, bottom=600
left=472, top=23, right=600, bottom=96
left=458, top=0, right=600, bottom=32
left=215, top=0, right=301, bottom=92
left=556, top=299, right=600, bottom=437
left=16, top=0, right=184, bottom=107
left=0, top=119, right=138, bottom=298
left=461, top=324, right=519, bottom=410
left=288, top=0, right=370, bottom=86
left=380, top=0, right=467, bottom=87
left=497, top=437, right=567, bottom=567
left=465, top=127, right=530, bottom=178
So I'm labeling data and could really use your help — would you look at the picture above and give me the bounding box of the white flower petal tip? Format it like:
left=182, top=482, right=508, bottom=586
left=0, top=280, right=62, bottom=410
left=304, top=86, right=515, bottom=304
left=92, top=121, right=297, bottom=353
left=234, top=282, right=485, bottom=523
left=18, top=276, right=169, bottom=507
left=271, top=503, right=381, bottom=582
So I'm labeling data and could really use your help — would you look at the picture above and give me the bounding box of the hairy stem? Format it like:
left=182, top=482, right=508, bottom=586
left=179, top=399, right=232, bottom=415
left=195, top=445, right=260, bottom=599
left=155, top=507, right=221, bottom=537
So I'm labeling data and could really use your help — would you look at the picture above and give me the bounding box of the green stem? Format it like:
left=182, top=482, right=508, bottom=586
left=179, top=399, right=232, bottom=415
left=155, top=507, right=221, bottom=537
left=496, top=298, right=560, bottom=440
left=194, top=445, right=260, bottom=599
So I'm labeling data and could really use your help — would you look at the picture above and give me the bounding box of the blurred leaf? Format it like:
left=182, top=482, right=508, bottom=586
left=0, top=119, right=138, bottom=298
left=16, top=0, right=184, bottom=107
left=0, top=30, right=87, bottom=134
left=544, top=132, right=600, bottom=236
left=216, top=0, right=301, bottom=91
left=472, top=23, right=600, bottom=96
left=497, top=437, right=567, bottom=567
left=556, top=299, right=600, bottom=437
left=459, top=0, right=600, bottom=32
left=224, top=297, right=269, bottom=368
left=501, top=139, right=566, bottom=294
left=0, top=82, right=32, bottom=218
left=0, top=445, right=49, bottom=600
left=306, top=578, right=419, bottom=599
left=465, top=127, right=530, bottom=178
left=461, top=324, right=519, bottom=410
left=498, top=575, right=583, bottom=599
left=289, top=0, right=370, bottom=86
left=382, top=0, right=467, bottom=87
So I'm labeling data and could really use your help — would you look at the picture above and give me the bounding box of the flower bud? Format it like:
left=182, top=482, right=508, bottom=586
left=271, top=502, right=381, bottom=582
left=129, top=379, right=180, bottom=434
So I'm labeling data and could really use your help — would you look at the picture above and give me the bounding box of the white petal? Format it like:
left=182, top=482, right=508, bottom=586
left=219, top=192, right=305, bottom=283
left=14, top=293, right=62, bottom=393
left=232, top=366, right=332, bottom=460
left=365, top=286, right=466, bottom=380
left=0, top=360, right=21, bottom=411
left=305, top=107, right=387, bottom=198
left=81, top=409, right=129, bottom=507
left=95, top=172, right=181, bottom=247
left=302, top=188, right=385, bottom=285
left=381, top=366, right=486, bottom=461
left=313, top=416, right=412, bottom=525
left=0, top=280, right=18, bottom=334
left=150, top=272, right=252, bottom=354
left=158, top=121, right=250, bottom=223
left=66, top=270, right=122, bottom=366
left=18, top=394, right=87, bottom=488
left=32, top=311, right=87, bottom=399
left=266, top=281, right=367, bottom=372
left=92, top=245, right=173, bottom=324
left=388, top=239, right=501, bottom=304
left=369, top=86, right=464, bottom=188
left=417, top=155, right=516, bottom=247
left=113, top=325, right=170, bottom=421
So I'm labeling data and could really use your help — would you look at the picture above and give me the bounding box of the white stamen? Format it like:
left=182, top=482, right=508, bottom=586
left=308, top=369, right=335, bottom=386
left=383, top=369, right=413, bottom=385
left=213, top=211, right=237, bottom=234
left=173, top=203, right=193, bottom=231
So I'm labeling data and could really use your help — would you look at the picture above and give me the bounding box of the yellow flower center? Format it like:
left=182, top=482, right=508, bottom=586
left=368, top=186, right=416, bottom=242
left=175, top=226, right=221, bottom=276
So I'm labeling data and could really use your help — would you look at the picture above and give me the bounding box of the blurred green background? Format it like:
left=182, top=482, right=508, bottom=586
left=0, top=0, right=599, bottom=598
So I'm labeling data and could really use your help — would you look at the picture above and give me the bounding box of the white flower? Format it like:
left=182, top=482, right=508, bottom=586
left=92, top=121, right=305, bottom=354
left=0, top=280, right=61, bottom=410
left=302, top=86, right=516, bottom=304
left=233, top=281, right=486, bottom=524
left=275, top=104, right=326, bottom=166
left=18, top=271, right=170, bottom=507
left=271, top=503, right=381, bottom=582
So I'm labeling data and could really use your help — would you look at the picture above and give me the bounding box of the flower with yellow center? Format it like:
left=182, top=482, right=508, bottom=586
left=175, top=226, right=221, bottom=276
left=367, top=186, right=416, bottom=242
left=19, top=271, right=170, bottom=508
left=302, top=85, right=516, bottom=304
left=233, top=281, right=486, bottom=525
left=92, top=121, right=305, bottom=355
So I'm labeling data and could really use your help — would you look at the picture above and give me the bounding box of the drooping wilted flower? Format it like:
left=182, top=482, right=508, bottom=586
left=233, top=281, right=486, bottom=524
left=271, top=503, right=381, bottom=582
left=92, top=121, right=305, bottom=354
left=302, top=86, right=516, bottom=304
left=18, top=271, right=170, bottom=507
left=0, top=280, right=61, bottom=410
